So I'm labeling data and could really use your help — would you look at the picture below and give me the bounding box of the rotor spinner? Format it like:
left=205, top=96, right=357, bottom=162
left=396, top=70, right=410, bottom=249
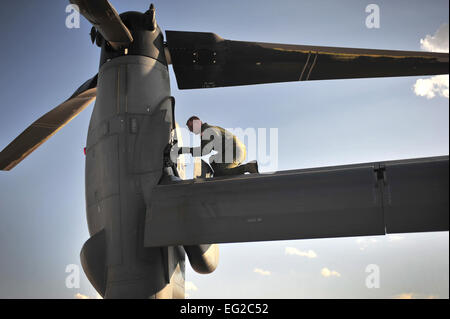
left=89, top=4, right=167, bottom=68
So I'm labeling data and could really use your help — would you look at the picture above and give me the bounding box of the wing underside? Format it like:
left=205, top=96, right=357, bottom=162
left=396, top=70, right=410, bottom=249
left=145, top=156, right=449, bottom=246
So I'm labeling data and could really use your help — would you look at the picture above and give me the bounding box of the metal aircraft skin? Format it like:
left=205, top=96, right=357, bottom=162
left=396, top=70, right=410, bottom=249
left=0, top=1, right=448, bottom=298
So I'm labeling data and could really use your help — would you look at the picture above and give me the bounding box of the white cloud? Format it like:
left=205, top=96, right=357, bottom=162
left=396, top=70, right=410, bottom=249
left=413, top=75, right=449, bottom=99
left=285, top=247, right=317, bottom=258
left=321, top=267, right=341, bottom=278
left=254, top=268, right=271, bottom=276
left=420, top=23, right=449, bottom=53
left=414, top=23, right=449, bottom=99
left=185, top=281, right=198, bottom=291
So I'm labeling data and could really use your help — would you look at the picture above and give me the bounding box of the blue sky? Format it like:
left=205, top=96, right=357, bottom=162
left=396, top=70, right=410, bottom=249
left=0, top=0, right=448, bottom=298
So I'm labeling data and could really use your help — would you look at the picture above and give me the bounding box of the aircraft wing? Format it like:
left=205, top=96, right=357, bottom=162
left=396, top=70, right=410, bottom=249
left=144, top=156, right=449, bottom=246
left=165, top=31, right=449, bottom=89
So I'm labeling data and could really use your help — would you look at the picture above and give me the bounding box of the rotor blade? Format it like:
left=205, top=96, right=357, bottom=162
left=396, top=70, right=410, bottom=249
left=0, top=75, right=97, bottom=171
left=70, top=0, right=133, bottom=50
left=144, top=156, right=449, bottom=246
left=165, top=31, right=449, bottom=89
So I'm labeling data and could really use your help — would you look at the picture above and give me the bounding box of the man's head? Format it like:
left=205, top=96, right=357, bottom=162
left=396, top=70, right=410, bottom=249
left=186, top=115, right=202, bottom=135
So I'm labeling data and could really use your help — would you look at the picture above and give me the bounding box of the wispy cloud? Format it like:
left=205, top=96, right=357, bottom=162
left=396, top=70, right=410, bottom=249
left=321, top=267, right=341, bottom=278
left=393, top=293, right=415, bottom=299
left=393, top=292, right=437, bottom=299
left=254, top=268, right=271, bottom=276
left=356, top=237, right=378, bottom=251
left=387, top=234, right=405, bottom=241
left=185, top=281, right=198, bottom=291
left=414, top=23, right=449, bottom=100
left=285, top=247, right=317, bottom=258
left=74, top=292, right=103, bottom=299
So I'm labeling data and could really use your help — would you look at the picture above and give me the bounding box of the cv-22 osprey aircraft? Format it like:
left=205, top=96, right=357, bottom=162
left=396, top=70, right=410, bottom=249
left=0, top=1, right=448, bottom=298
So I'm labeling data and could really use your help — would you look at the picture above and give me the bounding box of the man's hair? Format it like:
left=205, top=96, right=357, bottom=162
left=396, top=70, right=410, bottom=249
left=186, top=115, right=200, bottom=126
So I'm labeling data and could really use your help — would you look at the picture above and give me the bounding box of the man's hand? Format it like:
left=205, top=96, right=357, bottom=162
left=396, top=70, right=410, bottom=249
left=171, top=144, right=202, bottom=160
